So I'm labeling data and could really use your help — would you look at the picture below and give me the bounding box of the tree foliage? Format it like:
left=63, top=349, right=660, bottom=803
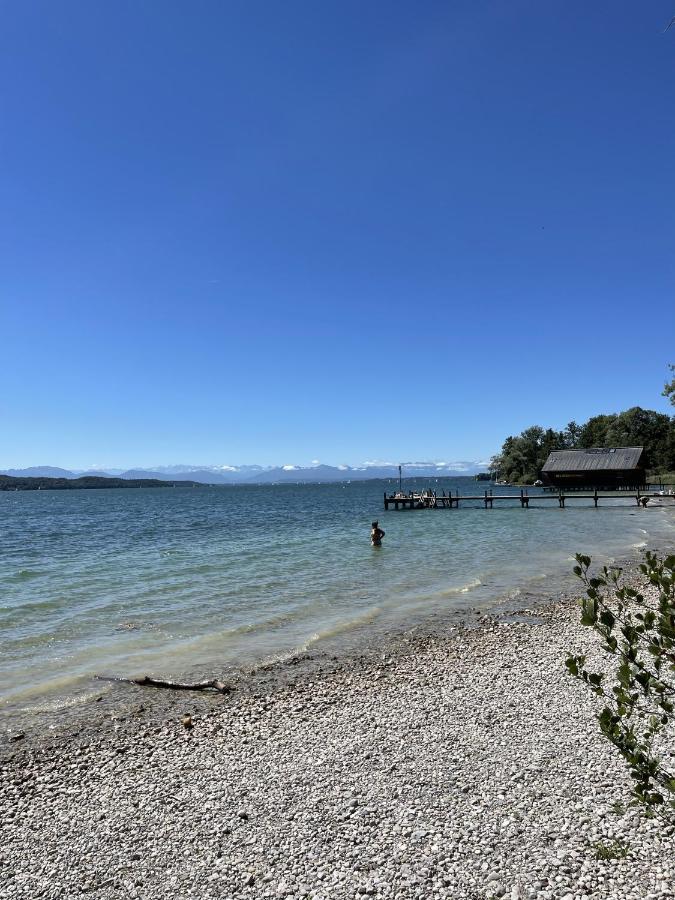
left=664, top=363, right=675, bottom=407
left=566, top=552, right=675, bottom=819
left=491, top=406, right=675, bottom=483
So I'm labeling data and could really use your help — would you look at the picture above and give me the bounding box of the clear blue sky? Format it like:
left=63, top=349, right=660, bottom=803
left=1, top=1, right=673, bottom=469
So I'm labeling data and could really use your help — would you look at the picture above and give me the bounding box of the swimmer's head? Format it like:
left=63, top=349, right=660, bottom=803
left=372, top=521, right=378, bottom=528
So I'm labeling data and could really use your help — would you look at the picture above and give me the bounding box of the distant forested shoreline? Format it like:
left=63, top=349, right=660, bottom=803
left=0, top=475, right=203, bottom=491
left=490, top=406, right=675, bottom=485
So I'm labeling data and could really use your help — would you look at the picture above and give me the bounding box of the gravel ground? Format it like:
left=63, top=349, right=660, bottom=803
left=2, top=585, right=674, bottom=900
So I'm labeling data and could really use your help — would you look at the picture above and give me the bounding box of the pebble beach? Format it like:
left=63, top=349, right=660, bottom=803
left=3, top=4, right=674, bottom=898
left=2, top=566, right=674, bottom=900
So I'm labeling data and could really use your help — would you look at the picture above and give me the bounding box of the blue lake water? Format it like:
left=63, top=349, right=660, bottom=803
left=1, top=478, right=673, bottom=718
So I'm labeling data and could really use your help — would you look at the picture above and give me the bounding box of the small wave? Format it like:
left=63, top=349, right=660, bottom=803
left=632, top=541, right=647, bottom=549
left=457, top=578, right=482, bottom=595
left=220, top=607, right=316, bottom=638
left=9, top=569, right=45, bottom=582
left=525, top=572, right=548, bottom=584
left=259, top=607, right=385, bottom=664
left=437, top=578, right=482, bottom=599
left=305, top=606, right=383, bottom=645
left=408, top=578, right=483, bottom=606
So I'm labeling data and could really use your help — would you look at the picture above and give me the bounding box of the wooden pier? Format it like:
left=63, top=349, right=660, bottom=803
left=384, top=489, right=672, bottom=510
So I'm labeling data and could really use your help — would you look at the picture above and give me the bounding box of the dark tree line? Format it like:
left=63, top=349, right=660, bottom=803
left=490, top=407, right=675, bottom=484
left=0, top=475, right=202, bottom=491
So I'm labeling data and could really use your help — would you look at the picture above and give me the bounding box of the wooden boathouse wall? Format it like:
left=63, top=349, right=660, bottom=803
left=540, top=447, right=647, bottom=490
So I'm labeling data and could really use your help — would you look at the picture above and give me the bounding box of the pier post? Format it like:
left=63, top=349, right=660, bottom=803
left=484, top=489, right=488, bottom=509
left=594, top=489, right=598, bottom=508
left=384, top=491, right=388, bottom=510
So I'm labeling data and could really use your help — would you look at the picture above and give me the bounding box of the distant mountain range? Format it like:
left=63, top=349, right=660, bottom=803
left=1, top=461, right=487, bottom=485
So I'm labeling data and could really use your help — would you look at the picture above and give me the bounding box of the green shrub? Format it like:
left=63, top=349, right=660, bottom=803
left=566, top=551, right=675, bottom=819
left=592, top=839, right=630, bottom=860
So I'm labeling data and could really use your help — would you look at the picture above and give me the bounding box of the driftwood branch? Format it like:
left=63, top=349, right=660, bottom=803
left=96, top=674, right=233, bottom=694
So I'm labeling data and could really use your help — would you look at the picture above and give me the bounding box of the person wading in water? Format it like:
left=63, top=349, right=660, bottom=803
left=371, top=521, right=385, bottom=546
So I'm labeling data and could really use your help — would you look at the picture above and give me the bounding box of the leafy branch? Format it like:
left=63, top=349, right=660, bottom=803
left=566, top=551, right=675, bottom=818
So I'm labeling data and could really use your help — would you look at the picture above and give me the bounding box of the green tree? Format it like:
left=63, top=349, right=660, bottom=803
left=605, top=407, right=674, bottom=471
left=664, top=364, right=675, bottom=407
left=490, top=425, right=565, bottom=483
left=577, top=413, right=617, bottom=448
left=566, top=553, right=675, bottom=819
left=563, top=420, right=582, bottom=448
left=490, top=392, right=675, bottom=481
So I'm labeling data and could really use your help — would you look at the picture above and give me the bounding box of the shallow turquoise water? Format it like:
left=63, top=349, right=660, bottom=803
left=1, top=479, right=673, bottom=715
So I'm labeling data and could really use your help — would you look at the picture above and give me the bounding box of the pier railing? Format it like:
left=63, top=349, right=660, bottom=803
left=383, top=488, right=674, bottom=510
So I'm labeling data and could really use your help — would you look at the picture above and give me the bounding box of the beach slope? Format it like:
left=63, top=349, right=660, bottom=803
left=2, top=594, right=673, bottom=900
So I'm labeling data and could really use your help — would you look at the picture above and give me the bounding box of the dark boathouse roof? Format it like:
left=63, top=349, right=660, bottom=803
left=541, top=447, right=644, bottom=473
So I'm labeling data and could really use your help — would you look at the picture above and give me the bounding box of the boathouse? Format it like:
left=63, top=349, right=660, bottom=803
left=540, top=447, right=646, bottom=490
